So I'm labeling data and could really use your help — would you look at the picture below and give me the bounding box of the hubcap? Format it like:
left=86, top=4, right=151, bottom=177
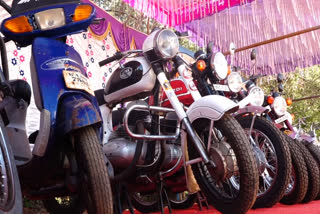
left=208, top=141, right=237, bottom=182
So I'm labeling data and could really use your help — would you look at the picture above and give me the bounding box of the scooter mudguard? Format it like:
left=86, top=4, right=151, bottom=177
left=186, top=95, right=238, bottom=122
left=57, top=94, right=101, bottom=135
left=31, top=37, right=101, bottom=143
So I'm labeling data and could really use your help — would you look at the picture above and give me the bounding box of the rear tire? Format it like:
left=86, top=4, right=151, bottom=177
left=188, top=115, right=259, bottom=214
left=280, top=135, right=308, bottom=205
left=75, top=127, right=113, bottom=214
left=236, top=116, right=291, bottom=208
left=294, top=140, right=320, bottom=203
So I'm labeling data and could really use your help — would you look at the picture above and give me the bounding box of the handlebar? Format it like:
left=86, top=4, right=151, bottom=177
left=98, top=50, right=142, bottom=67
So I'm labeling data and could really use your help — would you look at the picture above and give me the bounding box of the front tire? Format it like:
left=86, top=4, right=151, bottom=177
left=294, top=140, right=320, bottom=203
left=236, top=116, right=291, bottom=208
left=280, top=134, right=308, bottom=205
left=75, top=127, right=113, bottom=214
left=188, top=114, right=259, bottom=214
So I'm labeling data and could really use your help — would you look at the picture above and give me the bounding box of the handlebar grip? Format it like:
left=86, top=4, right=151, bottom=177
left=99, top=52, right=123, bottom=67
left=99, top=56, right=118, bottom=67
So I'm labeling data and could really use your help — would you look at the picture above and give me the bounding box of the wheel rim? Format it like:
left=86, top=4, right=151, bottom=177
left=197, top=121, right=240, bottom=199
left=245, top=129, right=278, bottom=197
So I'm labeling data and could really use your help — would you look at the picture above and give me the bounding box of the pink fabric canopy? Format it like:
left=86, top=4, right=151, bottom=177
left=123, top=0, right=320, bottom=74
left=123, top=0, right=254, bottom=26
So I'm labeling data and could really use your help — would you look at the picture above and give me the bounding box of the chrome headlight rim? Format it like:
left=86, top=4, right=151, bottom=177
left=273, top=96, right=287, bottom=116
left=153, top=29, right=179, bottom=59
left=227, top=72, right=242, bottom=93
left=248, top=86, right=264, bottom=106
left=210, top=52, right=228, bottom=80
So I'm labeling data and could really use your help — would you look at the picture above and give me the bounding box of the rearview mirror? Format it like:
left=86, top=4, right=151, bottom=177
left=277, top=73, right=284, bottom=83
left=250, top=49, right=257, bottom=61
left=278, top=84, right=284, bottom=92
left=229, top=42, right=236, bottom=55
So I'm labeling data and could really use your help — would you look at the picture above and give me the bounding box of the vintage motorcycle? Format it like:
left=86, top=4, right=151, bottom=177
left=264, top=74, right=320, bottom=204
left=159, top=45, right=291, bottom=208
left=97, top=28, right=259, bottom=214
left=0, top=0, right=113, bottom=213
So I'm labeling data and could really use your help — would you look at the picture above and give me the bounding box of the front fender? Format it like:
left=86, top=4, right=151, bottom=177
left=232, top=106, right=268, bottom=117
left=186, top=95, right=238, bottom=123
left=57, top=94, right=102, bottom=135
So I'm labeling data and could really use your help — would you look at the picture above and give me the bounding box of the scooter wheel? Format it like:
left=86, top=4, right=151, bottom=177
left=75, top=127, right=113, bottom=214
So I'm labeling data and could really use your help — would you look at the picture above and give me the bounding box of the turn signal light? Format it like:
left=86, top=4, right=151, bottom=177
left=196, top=60, right=206, bottom=72
left=267, top=96, right=274, bottom=104
left=291, top=113, right=295, bottom=121
left=73, top=4, right=93, bottom=22
left=227, top=66, right=231, bottom=75
left=286, top=98, right=292, bottom=106
left=4, top=16, right=33, bottom=33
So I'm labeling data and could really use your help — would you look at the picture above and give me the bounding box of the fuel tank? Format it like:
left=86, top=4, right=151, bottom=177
left=160, top=76, right=194, bottom=108
left=104, top=57, right=156, bottom=106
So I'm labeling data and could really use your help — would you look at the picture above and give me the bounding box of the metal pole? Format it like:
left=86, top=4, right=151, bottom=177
left=223, top=25, right=320, bottom=55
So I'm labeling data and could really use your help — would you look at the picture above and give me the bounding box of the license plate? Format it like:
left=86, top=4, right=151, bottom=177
left=63, top=70, right=94, bottom=95
left=213, top=84, right=229, bottom=92
left=275, top=114, right=290, bottom=124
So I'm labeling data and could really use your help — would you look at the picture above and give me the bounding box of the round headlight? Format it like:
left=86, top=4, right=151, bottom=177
left=273, top=96, right=287, bottom=116
left=227, top=72, right=242, bottom=92
left=249, top=86, right=264, bottom=106
left=210, top=52, right=228, bottom=80
left=154, top=29, right=179, bottom=59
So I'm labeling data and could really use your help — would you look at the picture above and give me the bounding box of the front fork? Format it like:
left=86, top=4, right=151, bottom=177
left=153, top=63, right=211, bottom=164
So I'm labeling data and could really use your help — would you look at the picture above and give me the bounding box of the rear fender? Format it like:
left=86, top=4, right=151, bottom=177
left=57, top=94, right=102, bottom=135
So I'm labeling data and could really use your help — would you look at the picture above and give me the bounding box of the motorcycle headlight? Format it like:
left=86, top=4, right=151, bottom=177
left=154, top=29, right=179, bottom=59
left=210, top=52, right=228, bottom=80
left=273, top=96, right=287, bottom=116
left=249, top=86, right=264, bottom=106
left=35, top=8, right=66, bottom=30
left=227, top=72, right=242, bottom=93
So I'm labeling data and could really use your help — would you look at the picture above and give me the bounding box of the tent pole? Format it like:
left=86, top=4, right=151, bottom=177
left=223, top=25, right=320, bottom=55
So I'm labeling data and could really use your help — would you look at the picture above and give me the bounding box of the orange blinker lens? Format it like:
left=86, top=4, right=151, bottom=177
left=267, top=96, right=274, bottom=104
left=291, top=113, right=295, bottom=121
left=227, top=65, right=231, bottom=75
left=196, top=60, right=206, bottom=72
left=4, top=16, right=33, bottom=33
left=73, top=5, right=93, bottom=22
left=286, top=98, right=292, bottom=106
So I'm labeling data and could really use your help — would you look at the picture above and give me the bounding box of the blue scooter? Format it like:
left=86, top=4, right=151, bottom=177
left=0, top=0, right=112, bottom=213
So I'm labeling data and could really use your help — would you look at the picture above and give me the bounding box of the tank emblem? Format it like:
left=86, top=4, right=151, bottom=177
left=120, top=67, right=133, bottom=79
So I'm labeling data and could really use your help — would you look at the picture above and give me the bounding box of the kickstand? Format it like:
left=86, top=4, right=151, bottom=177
left=157, top=177, right=172, bottom=214
left=196, top=191, right=209, bottom=210
left=114, top=182, right=135, bottom=214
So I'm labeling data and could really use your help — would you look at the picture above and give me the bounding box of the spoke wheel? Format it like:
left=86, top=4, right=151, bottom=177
left=236, top=116, right=291, bottom=208
left=188, top=114, right=259, bottom=214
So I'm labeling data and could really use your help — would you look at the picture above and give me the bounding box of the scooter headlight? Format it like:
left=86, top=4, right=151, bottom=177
left=154, top=29, right=179, bottom=59
left=227, top=72, right=242, bottom=93
left=35, top=8, right=66, bottom=30
left=210, top=52, right=228, bottom=80
left=249, top=87, right=264, bottom=106
left=273, top=96, right=287, bottom=116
